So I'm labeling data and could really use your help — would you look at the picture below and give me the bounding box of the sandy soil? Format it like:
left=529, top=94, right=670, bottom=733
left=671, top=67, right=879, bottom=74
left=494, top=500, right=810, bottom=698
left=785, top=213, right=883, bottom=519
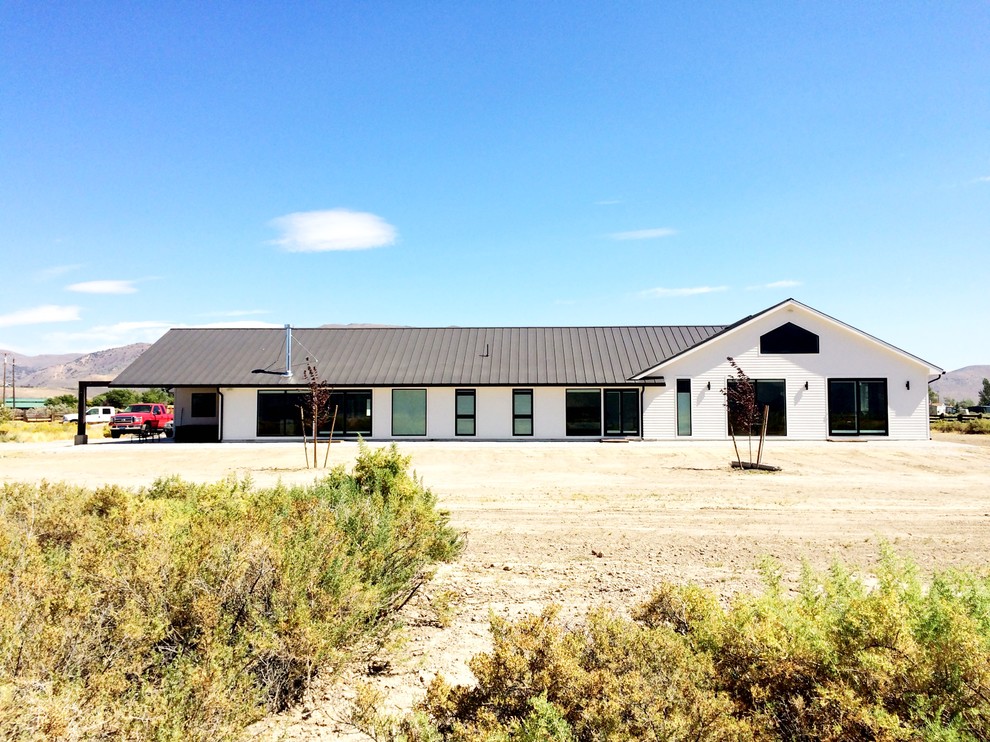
left=2, top=433, right=988, bottom=739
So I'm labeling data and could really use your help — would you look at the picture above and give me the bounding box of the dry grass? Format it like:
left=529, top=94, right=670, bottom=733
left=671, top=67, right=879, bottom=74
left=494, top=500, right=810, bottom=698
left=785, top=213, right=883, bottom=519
left=0, top=421, right=111, bottom=443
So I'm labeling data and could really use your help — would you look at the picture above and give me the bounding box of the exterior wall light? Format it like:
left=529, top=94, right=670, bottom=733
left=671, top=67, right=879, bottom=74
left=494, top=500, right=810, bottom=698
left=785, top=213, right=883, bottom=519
left=707, top=381, right=711, bottom=390
left=906, top=380, right=910, bottom=390
left=804, top=381, right=809, bottom=390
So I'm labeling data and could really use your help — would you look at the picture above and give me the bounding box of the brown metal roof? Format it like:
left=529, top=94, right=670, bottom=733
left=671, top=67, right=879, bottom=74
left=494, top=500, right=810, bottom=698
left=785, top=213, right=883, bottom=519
left=111, top=325, right=727, bottom=388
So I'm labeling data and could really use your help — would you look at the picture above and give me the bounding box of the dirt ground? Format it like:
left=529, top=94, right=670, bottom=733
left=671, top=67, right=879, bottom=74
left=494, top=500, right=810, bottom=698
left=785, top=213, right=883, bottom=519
left=2, top=433, right=988, bottom=739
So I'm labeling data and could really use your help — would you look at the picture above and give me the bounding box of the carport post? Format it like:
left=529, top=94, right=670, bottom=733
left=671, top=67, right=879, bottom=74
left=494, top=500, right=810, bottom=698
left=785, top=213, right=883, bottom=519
left=74, top=380, right=107, bottom=445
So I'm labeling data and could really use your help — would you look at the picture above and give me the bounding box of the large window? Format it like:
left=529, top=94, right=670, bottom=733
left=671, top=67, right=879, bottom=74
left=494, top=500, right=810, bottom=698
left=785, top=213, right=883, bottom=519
left=392, top=389, right=427, bottom=436
left=605, top=389, right=639, bottom=436
left=512, top=389, right=533, bottom=436
left=324, top=390, right=372, bottom=436
left=566, top=389, right=601, bottom=436
left=828, top=379, right=888, bottom=436
left=727, top=379, right=787, bottom=436
left=258, top=389, right=372, bottom=437
left=455, top=389, right=476, bottom=436
left=257, top=390, right=308, bottom=437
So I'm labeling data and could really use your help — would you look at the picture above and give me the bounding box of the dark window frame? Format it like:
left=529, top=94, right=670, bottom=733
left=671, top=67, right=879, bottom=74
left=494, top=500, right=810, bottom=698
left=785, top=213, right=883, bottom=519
left=827, top=378, right=889, bottom=437
left=190, top=392, right=217, bottom=418
left=676, top=379, right=692, bottom=436
left=760, top=322, right=820, bottom=354
left=565, top=388, right=602, bottom=437
left=257, top=388, right=373, bottom=438
left=726, top=378, right=788, bottom=437
left=512, top=389, right=534, bottom=437
left=391, top=388, right=427, bottom=437
left=604, top=388, right=640, bottom=437
left=324, top=390, right=373, bottom=437
left=455, top=389, right=476, bottom=437
left=257, top=389, right=308, bottom=437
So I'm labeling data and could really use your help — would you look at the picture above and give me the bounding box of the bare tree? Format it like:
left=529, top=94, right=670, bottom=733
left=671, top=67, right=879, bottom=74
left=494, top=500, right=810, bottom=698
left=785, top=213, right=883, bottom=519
left=722, top=357, right=773, bottom=470
left=299, top=360, right=334, bottom=469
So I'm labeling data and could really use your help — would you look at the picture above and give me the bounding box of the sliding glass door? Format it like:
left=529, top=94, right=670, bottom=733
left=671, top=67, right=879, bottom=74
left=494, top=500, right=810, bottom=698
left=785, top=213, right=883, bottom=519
left=828, top=379, right=888, bottom=436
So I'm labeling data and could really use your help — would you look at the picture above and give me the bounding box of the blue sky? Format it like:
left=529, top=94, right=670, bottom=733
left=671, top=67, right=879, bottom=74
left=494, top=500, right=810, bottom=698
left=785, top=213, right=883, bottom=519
left=1, top=2, right=987, bottom=371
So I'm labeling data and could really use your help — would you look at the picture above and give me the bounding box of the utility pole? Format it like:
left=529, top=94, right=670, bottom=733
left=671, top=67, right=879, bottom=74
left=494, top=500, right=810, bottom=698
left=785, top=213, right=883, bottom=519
left=11, top=357, right=15, bottom=411
left=2, top=353, right=6, bottom=411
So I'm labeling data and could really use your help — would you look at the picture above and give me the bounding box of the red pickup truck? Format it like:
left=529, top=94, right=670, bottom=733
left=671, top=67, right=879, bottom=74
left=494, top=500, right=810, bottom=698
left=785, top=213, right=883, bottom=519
left=109, top=404, right=175, bottom=439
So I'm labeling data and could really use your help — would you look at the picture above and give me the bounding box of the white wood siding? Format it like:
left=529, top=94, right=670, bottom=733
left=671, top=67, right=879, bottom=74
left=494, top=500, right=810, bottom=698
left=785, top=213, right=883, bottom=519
left=643, top=304, right=932, bottom=440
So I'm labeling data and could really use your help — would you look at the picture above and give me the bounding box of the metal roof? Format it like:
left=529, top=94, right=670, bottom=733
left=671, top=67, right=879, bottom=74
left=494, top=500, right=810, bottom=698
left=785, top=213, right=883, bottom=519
left=111, top=325, right=727, bottom=388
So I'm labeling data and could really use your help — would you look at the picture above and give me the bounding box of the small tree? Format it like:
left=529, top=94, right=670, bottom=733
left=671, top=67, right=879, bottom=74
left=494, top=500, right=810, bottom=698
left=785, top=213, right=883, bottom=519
left=92, top=389, right=138, bottom=409
left=723, top=357, right=757, bottom=467
left=722, top=357, right=774, bottom=470
left=46, top=394, right=78, bottom=409
left=298, top=360, right=336, bottom=469
left=140, top=388, right=174, bottom=405
left=979, top=378, right=990, bottom=406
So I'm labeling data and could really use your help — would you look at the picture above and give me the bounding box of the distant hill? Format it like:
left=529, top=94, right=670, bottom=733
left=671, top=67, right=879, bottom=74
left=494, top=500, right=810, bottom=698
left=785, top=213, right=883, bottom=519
left=2, top=344, right=150, bottom=392
left=930, top=365, right=990, bottom=404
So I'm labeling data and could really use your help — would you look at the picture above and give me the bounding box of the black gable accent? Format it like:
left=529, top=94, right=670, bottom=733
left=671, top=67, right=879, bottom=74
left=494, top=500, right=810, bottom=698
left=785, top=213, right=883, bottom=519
left=760, top=322, right=820, bottom=354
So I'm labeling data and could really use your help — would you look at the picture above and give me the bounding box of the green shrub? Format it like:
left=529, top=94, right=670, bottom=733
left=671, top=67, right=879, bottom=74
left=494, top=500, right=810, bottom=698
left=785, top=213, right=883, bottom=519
left=931, top=418, right=990, bottom=434
left=416, top=550, right=990, bottom=740
left=965, top=418, right=990, bottom=434
left=0, top=442, right=460, bottom=739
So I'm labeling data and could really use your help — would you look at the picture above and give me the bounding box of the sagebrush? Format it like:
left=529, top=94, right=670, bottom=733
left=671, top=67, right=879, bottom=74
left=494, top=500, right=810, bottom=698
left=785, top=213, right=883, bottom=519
left=414, top=549, right=990, bottom=741
left=0, top=442, right=460, bottom=740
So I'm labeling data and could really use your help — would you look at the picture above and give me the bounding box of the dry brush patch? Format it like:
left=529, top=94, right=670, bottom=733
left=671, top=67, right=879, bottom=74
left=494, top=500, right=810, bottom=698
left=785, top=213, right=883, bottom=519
left=0, top=443, right=460, bottom=740
left=406, top=550, right=990, bottom=741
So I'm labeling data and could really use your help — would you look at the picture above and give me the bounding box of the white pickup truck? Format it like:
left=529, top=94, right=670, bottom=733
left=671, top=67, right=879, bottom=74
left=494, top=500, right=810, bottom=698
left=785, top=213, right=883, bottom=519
left=63, top=406, right=117, bottom=424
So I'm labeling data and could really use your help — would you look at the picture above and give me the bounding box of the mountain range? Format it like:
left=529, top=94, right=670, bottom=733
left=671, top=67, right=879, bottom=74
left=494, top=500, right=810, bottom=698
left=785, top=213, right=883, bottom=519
left=1, top=344, right=151, bottom=395
left=930, top=365, right=990, bottom=405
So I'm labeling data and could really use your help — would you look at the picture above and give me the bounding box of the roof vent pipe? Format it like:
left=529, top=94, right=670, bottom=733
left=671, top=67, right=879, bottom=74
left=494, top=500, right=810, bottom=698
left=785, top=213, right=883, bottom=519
left=284, top=324, right=293, bottom=377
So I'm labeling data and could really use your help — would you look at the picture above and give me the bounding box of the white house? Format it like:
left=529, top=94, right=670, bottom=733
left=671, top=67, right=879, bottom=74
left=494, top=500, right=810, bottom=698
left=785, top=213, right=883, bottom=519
left=109, top=299, right=942, bottom=443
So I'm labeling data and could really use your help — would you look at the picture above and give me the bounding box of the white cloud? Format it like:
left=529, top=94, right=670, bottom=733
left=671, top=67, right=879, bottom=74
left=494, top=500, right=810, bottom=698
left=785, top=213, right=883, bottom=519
left=746, top=280, right=803, bottom=290
left=595, top=199, right=621, bottom=206
left=975, top=176, right=990, bottom=183
left=199, top=309, right=270, bottom=318
left=637, top=286, right=728, bottom=299
left=609, top=227, right=677, bottom=241
left=36, top=264, right=83, bottom=281
left=67, top=279, right=138, bottom=294
left=190, top=320, right=284, bottom=329
left=269, top=209, right=397, bottom=252
left=0, top=304, right=81, bottom=327
left=45, top=320, right=173, bottom=348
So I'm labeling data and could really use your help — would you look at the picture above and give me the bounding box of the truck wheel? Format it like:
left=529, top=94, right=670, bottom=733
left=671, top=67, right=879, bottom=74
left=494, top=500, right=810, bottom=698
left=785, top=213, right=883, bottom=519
left=165, top=424, right=174, bottom=439
left=111, top=431, right=121, bottom=439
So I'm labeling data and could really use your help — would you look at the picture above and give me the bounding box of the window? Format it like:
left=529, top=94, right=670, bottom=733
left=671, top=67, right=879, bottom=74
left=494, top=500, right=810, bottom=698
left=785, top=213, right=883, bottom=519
left=455, top=389, right=476, bottom=436
left=726, top=379, right=787, bottom=436
left=828, top=379, right=888, bottom=436
left=760, top=323, right=820, bottom=354
left=190, top=392, right=217, bottom=418
left=392, top=389, right=427, bottom=436
left=324, top=390, right=372, bottom=436
left=676, top=380, right=691, bottom=436
left=566, top=389, right=601, bottom=436
left=258, top=389, right=371, bottom=437
left=604, top=389, right=639, bottom=436
left=257, top=390, right=307, bottom=437
left=512, top=389, right=533, bottom=436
